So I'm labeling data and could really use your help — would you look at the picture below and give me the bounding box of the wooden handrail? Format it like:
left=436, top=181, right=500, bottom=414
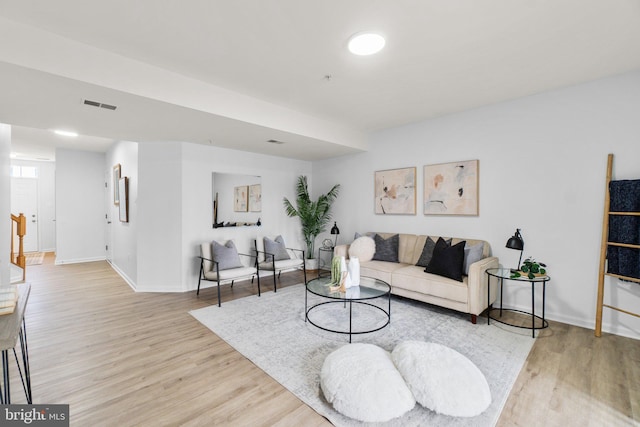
left=10, top=213, right=26, bottom=280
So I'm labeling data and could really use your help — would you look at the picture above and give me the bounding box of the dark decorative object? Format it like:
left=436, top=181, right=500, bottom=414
left=510, top=257, right=547, bottom=280
left=330, top=222, right=340, bottom=247
left=505, top=228, right=524, bottom=270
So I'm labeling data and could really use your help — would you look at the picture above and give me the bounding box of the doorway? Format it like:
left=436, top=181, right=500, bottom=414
left=11, top=177, right=39, bottom=252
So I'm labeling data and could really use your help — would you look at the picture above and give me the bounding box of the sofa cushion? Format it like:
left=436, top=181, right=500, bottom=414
left=373, top=234, right=399, bottom=262
left=463, top=242, right=484, bottom=275
left=425, top=238, right=466, bottom=282
left=415, top=237, right=451, bottom=268
left=393, top=265, right=469, bottom=302
left=360, top=260, right=407, bottom=284
left=211, top=240, right=243, bottom=270
left=264, top=235, right=290, bottom=261
left=348, top=236, right=376, bottom=262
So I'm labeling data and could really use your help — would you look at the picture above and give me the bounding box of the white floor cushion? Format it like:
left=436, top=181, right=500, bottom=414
left=391, top=341, right=491, bottom=417
left=320, top=343, right=415, bottom=422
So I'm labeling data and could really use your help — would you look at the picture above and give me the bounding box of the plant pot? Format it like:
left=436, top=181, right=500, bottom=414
left=305, top=258, right=319, bottom=271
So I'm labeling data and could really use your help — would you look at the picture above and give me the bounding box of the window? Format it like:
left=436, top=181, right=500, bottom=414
left=10, top=165, right=39, bottom=178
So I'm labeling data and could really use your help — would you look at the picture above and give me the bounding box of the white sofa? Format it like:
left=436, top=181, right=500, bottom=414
left=335, top=233, right=499, bottom=323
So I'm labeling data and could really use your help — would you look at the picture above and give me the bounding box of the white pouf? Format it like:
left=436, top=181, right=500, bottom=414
left=320, top=343, right=415, bottom=422
left=391, top=341, right=491, bottom=417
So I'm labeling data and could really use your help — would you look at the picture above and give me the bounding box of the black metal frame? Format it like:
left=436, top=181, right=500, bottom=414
left=197, top=252, right=260, bottom=307
left=0, top=318, right=32, bottom=404
left=253, top=240, right=307, bottom=292
left=304, top=279, right=391, bottom=343
left=486, top=269, right=549, bottom=338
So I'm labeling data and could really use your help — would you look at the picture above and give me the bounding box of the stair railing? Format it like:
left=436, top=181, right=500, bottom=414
left=10, top=213, right=26, bottom=281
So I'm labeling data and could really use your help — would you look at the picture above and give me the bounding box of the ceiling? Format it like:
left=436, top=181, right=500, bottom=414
left=1, top=1, right=640, bottom=161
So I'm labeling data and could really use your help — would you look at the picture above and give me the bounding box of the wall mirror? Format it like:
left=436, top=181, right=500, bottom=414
left=212, top=172, right=261, bottom=228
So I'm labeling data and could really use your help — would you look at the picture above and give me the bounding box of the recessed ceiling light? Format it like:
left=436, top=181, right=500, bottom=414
left=348, top=32, right=385, bottom=56
left=53, top=130, right=78, bottom=137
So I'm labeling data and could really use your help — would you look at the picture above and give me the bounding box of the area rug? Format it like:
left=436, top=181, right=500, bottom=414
left=190, top=284, right=534, bottom=426
left=25, top=252, right=44, bottom=265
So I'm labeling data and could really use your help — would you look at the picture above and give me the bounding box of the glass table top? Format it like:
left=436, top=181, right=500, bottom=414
left=306, top=276, right=390, bottom=300
left=486, top=267, right=550, bottom=281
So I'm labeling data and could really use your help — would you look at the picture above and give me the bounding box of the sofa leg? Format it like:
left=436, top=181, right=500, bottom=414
left=470, top=314, right=477, bottom=324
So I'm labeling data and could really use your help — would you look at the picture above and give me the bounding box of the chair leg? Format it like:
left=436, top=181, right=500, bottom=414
left=217, top=281, right=221, bottom=307
left=197, top=264, right=203, bottom=296
left=231, top=280, right=234, bottom=288
left=257, top=274, right=261, bottom=297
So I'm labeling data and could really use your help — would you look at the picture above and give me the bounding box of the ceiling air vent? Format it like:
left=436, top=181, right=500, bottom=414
left=83, top=99, right=117, bottom=111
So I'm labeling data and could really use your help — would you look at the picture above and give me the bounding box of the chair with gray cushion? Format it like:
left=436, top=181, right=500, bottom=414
left=254, top=235, right=306, bottom=292
left=197, top=240, right=260, bottom=306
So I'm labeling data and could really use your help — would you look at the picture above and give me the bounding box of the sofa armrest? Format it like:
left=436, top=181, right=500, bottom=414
left=467, top=256, right=499, bottom=316
left=333, top=244, right=349, bottom=258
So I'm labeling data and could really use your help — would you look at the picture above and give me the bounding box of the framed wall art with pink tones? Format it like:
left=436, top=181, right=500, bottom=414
left=423, top=160, right=479, bottom=216
left=374, top=167, right=416, bottom=215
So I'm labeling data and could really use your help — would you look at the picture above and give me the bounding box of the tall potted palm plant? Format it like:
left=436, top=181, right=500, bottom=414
left=283, top=176, right=340, bottom=269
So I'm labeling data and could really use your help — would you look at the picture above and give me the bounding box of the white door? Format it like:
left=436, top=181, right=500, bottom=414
left=11, top=177, right=39, bottom=253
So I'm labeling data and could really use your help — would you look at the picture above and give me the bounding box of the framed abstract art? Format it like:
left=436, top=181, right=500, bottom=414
left=234, top=185, right=248, bottom=212
left=374, top=167, right=416, bottom=215
left=423, top=160, right=479, bottom=216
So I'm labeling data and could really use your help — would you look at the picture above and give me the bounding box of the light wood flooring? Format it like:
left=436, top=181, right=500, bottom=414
left=8, top=254, right=640, bottom=426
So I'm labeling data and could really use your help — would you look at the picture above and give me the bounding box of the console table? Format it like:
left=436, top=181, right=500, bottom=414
left=486, top=268, right=549, bottom=338
left=0, top=283, right=32, bottom=403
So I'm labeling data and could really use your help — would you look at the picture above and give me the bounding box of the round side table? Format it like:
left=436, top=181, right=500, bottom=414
left=486, top=267, right=549, bottom=338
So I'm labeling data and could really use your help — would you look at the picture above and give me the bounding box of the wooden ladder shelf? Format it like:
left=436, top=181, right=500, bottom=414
left=594, top=154, right=640, bottom=337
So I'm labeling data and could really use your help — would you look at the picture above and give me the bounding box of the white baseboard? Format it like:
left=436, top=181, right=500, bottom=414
left=500, top=302, right=640, bottom=341
left=107, top=260, right=137, bottom=291
left=55, top=255, right=106, bottom=265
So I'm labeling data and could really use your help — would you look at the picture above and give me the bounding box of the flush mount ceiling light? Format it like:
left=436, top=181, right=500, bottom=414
left=53, top=130, right=78, bottom=137
left=348, top=32, right=385, bottom=56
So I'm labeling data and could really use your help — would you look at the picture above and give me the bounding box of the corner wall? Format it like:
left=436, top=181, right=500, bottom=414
left=181, top=142, right=312, bottom=292
left=313, top=71, right=640, bottom=339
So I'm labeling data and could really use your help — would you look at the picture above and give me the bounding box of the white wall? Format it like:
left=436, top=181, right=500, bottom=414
left=55, top=149, right=106, bottom=264
left=181, top=142, right=311, bottom=292
left=313, top=71, right=640, bottom=339
left=11, top=159, right=56, bottom=252
left=136, top=141, right=182, bottom=292
left=0, top=124, right=10, bottom=286
left=106, top=141, right=138, bottom=286
left=107, top=140, right=311, bottom=293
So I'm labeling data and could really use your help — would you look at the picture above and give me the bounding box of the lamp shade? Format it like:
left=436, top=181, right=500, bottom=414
left=506, top=229, right=524, bottom=251
left=330, top=222, right=340, bottom=235
left=330, top=221, right=340, bottom=246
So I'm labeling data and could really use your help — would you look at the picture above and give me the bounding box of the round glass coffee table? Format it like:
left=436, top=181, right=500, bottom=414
left=305, top=276, right=391, bottom=342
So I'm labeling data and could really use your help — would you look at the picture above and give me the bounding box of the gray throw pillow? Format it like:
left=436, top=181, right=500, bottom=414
left=373, top=234, right=399, bottom=262
left=463, top=243, right=484, bottom=275
left=415, top=237, right=451, bottom=267
left=211, top=240, right=243, bottom=270
left=354, top=231, right=375, bottom=240
left=264, top=235, right=290, bottom=261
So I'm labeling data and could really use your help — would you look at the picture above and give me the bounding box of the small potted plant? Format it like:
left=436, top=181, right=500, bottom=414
left=511, top=257, right=547, bottom=279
